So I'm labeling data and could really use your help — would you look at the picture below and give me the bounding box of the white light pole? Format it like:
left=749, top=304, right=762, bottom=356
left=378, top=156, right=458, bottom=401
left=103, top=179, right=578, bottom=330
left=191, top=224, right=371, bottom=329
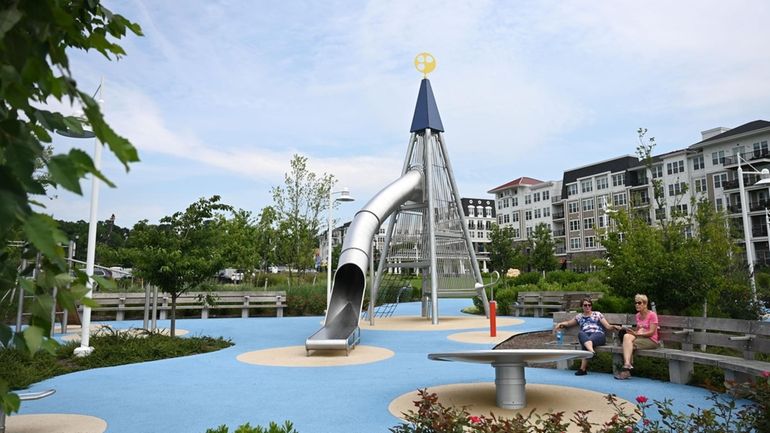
left=736, top=154, right=770, bottom=303
left=57, top=83, right=103, bottom=357
left=326, top=187, right=354, bottom=312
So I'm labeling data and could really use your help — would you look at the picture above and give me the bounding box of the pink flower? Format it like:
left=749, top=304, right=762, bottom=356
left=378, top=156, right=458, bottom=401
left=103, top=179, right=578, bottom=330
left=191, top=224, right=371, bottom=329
left=761, top=371, right=770, bottom=378
left=643, top=419, right=651, bottom=426
left=468, top=415, right=481, bottom=424
left=636, top=395, right=648, bottom=404
left=625, top=427, right=633, bottom=433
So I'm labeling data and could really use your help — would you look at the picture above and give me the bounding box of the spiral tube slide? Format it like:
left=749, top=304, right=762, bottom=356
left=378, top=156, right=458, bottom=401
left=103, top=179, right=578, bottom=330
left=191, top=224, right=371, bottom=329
left=305, top=168, right=424, bottom=355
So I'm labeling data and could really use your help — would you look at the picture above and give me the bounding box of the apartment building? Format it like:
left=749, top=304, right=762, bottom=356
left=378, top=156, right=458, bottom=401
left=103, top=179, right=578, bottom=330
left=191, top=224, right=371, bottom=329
left=487, top=177, right=564, bottom=251
left=460, top=197, right=496, bottom=272
left=488, top=119, right=770, bottom=268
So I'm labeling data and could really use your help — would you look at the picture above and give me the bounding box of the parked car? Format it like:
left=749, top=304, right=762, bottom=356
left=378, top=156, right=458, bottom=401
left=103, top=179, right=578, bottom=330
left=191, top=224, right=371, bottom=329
left=218, top=268, right=244, bottom=283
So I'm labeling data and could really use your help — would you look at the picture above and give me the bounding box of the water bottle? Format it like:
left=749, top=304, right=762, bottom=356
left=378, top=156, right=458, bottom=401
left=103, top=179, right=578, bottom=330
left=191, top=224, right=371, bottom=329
left=556, top=329, right=564, bottom=346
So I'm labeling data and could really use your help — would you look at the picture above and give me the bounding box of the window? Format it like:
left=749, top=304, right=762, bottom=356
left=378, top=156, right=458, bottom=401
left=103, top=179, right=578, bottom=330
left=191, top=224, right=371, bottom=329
left=468, top=220, right=476, bottom=229
left=716, top=198, right=724, bottom=211
left=512, top=228, right=520, bottom=238
left=568, top=201, right=579, bottom=213
left=612, top=173, right=625, bottom=187
left=467, top=206, right=475, bottom=217
left=598, top=214, right=606, bottom=228
left=613, top=193, right=627, bottom=206
left=512, top=197, right=518, bottom=207
left=670, top=204, right=688, bottom=216
left=753, top=141, right=769, bottom=158
left=668, top=182, right=686, bottom=196
left=526, top=227, right=533, bottom=237
left=584, top=236, right=595, bottom=248
left=667, top=160, right=684, bottom=175
left=582, top=198, right=595, bottom=211
left=477, top=231, right=483, bottom=238
left=525, top=211, right=532, bottom=221
left=581, top=179, right=593, bottom=193
left=485, top=206, right=492, bottom=218
left=533, top=192, right=541, bottom=202
left=567, top=184, right=578, bottom=196
left=497, top=215, right=503, bottom=224
left=569, top=220, right=580, bottom=231
left=694, top=178, right=707, bottom=193
left=693, top=155, right=704, bottom=170
left=583, top=218, right=595, bottom=230
left=570, top=237, right=582, bottom=249
left=714, top=173, right=728, bottom=188
left=534, top=209, right=541, bottom=219
left=497, top=201, right=503, bottom=210
left=503, top=214, right=510, bottom=224
left=712, top=150, right=725, bottom=165
left=596, top=176, right=609, bottom=190
left=651, top=165, right=663, bottom=179
left=512, top=212, right=519, bottom=222
left=485, top=221, right=492, bottom=230
left=543, top=191, right=550, bottom=200
left=543, top=207, right=551, bottom=217
left=525, top=195, right=532, bottom=204
left=655, top=208, right=666, bottom=220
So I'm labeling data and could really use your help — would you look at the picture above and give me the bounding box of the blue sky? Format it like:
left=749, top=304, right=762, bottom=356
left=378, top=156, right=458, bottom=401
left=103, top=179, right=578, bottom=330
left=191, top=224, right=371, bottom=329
left=47, top=0, right=770, bottom=228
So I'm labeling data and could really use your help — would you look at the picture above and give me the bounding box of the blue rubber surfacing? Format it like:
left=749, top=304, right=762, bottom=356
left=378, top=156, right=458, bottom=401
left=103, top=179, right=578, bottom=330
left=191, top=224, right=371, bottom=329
left=16, top=299, right=718, bottom=433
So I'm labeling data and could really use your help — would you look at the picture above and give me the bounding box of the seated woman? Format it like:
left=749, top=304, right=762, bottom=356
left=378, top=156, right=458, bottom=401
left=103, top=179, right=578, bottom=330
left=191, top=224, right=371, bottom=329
left=616, top=293, right=659, bottom=380
left=555, top=297, right=618, bottom=376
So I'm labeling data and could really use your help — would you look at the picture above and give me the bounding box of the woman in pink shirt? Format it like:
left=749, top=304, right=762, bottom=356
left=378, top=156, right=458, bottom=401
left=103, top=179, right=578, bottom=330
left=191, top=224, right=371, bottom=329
left=616, top=294, right=659, bottom=380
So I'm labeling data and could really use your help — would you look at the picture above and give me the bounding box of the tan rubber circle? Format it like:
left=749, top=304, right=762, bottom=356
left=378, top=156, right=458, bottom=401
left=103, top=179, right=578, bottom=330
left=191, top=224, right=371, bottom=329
left=389, top=383, right=636, bottom=433
left=236, top=345, right=394, bottom=367
left=6, top=413, right=107, bottom=433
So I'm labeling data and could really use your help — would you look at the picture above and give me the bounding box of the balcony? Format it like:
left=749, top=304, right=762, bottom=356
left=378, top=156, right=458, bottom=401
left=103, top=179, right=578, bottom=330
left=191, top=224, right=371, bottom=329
left=552, top=229, right=566, bottom=237
left=724, top=149, right=770, bottom=167
left=752, top=225, right=769, bottom=237
left=722, top=179, right=739, bottom=190
left=630, top=197, right=650, bottom=207
left=551, top=195, right=562, bottom=203
left=750, top=199, right=770, bottom=212
left=552, top=212, right=565, bottom=220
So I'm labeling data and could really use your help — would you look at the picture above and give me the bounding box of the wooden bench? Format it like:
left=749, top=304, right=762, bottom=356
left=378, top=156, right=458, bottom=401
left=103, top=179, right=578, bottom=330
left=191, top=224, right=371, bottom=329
left=89, top=291, right=286, bottom=321
left=512, top=291, right=603, bottom=317
left=552, top=312, right=770, bottom=384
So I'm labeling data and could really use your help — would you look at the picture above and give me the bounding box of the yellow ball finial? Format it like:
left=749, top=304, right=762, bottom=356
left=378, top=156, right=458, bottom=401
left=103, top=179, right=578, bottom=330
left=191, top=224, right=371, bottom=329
left=414, top=52, right=436, bottom=78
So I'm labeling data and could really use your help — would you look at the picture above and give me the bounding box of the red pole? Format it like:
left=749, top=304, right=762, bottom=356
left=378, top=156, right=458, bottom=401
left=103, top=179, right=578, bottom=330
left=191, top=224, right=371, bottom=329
left=489, top=300, right=497, bottom=337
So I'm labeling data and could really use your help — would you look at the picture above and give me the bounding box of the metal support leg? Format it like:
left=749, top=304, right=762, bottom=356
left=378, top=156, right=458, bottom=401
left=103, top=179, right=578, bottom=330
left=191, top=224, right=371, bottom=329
left=492, top=362, right=527, bottom=409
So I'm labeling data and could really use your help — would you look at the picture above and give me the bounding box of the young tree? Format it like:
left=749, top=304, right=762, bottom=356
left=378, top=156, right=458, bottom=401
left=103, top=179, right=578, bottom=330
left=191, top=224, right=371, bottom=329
left=487, top=224, right=518, bottom=273
left=130, top=196, right=231, bottom=335
left=271, top=155, right=333, bottom=281
left=0, top=1, right=141, bottom=416
left=528, top=222, right=558, bottom=273
left=255, top=206, right=278, bottom=274
left=219, top=209, right=260, bottom=283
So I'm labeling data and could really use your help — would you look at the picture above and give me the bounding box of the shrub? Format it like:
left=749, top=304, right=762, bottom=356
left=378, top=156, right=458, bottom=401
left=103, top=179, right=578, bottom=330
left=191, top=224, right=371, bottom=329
left=592, top=294, right=630, bottom=314
left=544, top=270, right=588, bottom=285
left=508, top=272, right=541, bottom=286
left=205, top=421, right=298, bottom=433
left=392, top=379, right=770, bottom=433
left=285, top=285, right=326, bottom=316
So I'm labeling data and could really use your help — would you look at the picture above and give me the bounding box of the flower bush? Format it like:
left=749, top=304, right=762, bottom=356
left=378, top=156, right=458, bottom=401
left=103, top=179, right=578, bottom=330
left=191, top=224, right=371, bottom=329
left=391, top=374, right=770, bottom=433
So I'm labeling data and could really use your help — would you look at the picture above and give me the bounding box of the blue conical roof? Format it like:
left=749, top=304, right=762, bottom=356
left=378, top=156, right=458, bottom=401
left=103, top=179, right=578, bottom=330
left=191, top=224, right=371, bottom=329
left=410, top=79, right=444, bottom=133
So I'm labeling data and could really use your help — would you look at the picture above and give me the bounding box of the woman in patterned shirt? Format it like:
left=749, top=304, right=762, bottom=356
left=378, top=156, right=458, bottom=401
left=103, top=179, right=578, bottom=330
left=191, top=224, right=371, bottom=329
left=555, top=297, right=619, bottom=376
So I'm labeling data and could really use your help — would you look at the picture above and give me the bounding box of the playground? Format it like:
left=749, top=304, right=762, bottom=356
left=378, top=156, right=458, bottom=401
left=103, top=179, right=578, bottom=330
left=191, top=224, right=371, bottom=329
left=6, top=299, right=720, bottom=433
left=4, top=55, right=755, bottom=432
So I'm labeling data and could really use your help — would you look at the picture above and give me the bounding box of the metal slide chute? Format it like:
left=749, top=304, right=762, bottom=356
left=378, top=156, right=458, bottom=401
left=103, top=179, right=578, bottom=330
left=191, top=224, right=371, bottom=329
left=305, top=168, right=423, bottom=355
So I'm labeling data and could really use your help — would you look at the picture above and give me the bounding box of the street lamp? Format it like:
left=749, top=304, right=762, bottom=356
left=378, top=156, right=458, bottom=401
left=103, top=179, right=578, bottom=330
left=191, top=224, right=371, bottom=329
left=736, top=154, right=770, bottom=302
left=327, top=187, right=355, bottom=312
left=56, top=87, right=102, bottom=357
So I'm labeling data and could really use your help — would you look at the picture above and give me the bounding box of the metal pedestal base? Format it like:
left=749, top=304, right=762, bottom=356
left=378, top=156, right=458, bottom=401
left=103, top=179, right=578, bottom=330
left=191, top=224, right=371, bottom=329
left=492, top=362, right=526, bottom=409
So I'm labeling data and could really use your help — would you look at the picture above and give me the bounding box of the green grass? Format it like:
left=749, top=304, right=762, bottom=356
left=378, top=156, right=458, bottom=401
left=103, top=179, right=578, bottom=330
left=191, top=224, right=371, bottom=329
left=1, top=329, right=232, bottom=390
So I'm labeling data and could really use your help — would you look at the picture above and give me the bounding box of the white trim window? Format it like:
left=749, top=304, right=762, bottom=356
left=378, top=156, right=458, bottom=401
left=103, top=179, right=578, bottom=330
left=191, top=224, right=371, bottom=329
left=582, top=198, right=595, bottom=212
left=567, top=183, right=578, bottom=196
left=581, top=179, right=593, bottom=193
left=612, top=173, right=625, bottom=187
left=568, top=201, right=579, bottom=213
left=596, top=176, right=609, bottom=191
